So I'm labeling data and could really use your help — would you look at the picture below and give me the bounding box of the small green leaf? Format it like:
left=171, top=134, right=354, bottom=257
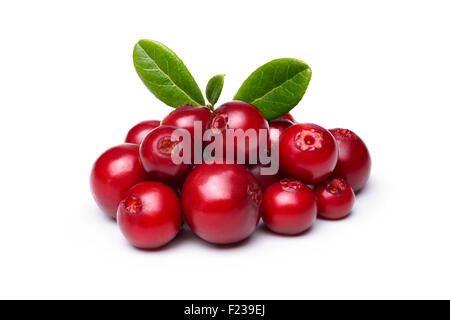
left=133, top=39, right=205, bottom=107
left=205, top=74, right=225, bottom=106
left=234, top=58, right=311, bottom=120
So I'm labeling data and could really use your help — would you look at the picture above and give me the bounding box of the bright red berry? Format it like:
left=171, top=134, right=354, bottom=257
left=329, top=128, right=371, bottom=192
left=248, top=163, right=282, bottom=191
left=125, top=120, right=160, bottom=145
left=268, top=118, right=294, bottom=149
left=161, top=104, right=211, bottom=139
left=279, top=123, right=338, bottom=184
left=207, top=101, right=269, bottom=163
left=262, top=179, right=317, bottom=235
left=139, top=125, right=193, bottom=187
left=117, top=181, right=182, bottom=249
left=278, top=112, right=296, bottom=122
left=315, top=178, right=355, bottom=219
left=90, top=144, right=148, bottom=218
left=182, top=162, right=262, bottom=244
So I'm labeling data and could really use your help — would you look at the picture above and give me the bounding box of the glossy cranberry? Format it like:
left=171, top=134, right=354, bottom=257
left=139, top=125, right=193, bottom=186
left=90, top=144, right=148, bottom=218
left=248, top=163, right=282, bottom=191
left=182, top=162, right=262, bottom=244
left=207, top=101, right=269, bottom=163
left=125, top=120, right=160, bottom=145
left=268, top=118, right=294, bottom=149
left=315, top=178, right=355, bottom=220
left=279, top=123, right=338, bottom=184
left=161, top=104, right=211, bottom=139
left=330, top=128, right=371, bottom=192
left=262, top=179, right=317, bottom=235
left=117, top=181, right=182, bottom=249
left=278, top=112, right=296, bottom=122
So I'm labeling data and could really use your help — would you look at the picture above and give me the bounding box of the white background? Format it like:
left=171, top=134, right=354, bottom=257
left=1, top=0, right=449, bottom=299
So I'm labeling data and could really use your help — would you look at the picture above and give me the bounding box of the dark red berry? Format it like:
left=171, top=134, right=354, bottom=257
left=139, top=125, right=193, bottom=186
left=315, top=178, right=355, bottom=219
left=182, top=162, right=262, bottom=244
left=329, top=128, right=371, bottom=192
left=278, top=113, right=296, bottom=122
left=117, top=181, right=182, bottom=249
left=262, top=179, right=317, bottom=235
left=279, top=123, right=338, bottom=184
left=248, top=163, right=282, bottom=191
left=90, top=144, right=148, bottom=218
left=161, top=104, right=211, bottom=139
left=268, top=118, right=294, bottom=149
left=125, top=120, right=160, bottom=145
left=207, top=101, right=269, bottom=163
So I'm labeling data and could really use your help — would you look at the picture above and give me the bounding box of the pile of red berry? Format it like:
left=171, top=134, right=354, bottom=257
left=90, top=101, right=371, bottom=249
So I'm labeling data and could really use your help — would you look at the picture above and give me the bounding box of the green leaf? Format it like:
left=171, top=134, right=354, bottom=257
left=205, top=74, right=225, bottom=106
left=133, top=39, right=205, bottom=107
left=234, top=58, right=311, bottom=120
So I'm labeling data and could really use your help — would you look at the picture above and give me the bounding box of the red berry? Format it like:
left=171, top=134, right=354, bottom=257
left=262, top=179, right=317, bottom=235
left=125, top=120, right=160, bottom=145
left=330, top=128, right=371, bottom=192
left=268, top=118, right=294, bottom=149
left=161, top=104, right=211, bottom=139
left=139, top=125, right=193, bottom=186
left=278, top=112, right=296, bottom=122
left=315, top=178, right=355, bottom=220
left=207, top=101, right=269, bottom=162
left=248, top=163, right=282, bottom=191
left=90, top=144, right=148, bottom=218
left=279, top=123, right=338, bottom=184
left=182, top=162, right=262, bottom=244
left=117, top=181, right=182, bottom=249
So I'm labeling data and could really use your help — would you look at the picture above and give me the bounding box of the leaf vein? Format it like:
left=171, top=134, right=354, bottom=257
left=137, top=44, right=202, bottom=105
left=250, top=69, right=308, bottom=105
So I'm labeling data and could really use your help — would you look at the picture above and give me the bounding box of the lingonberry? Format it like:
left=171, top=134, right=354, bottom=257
left=125, top=120, right=160, bottom=145
left=315, top=178, right=355, bottom=220
left=139, top=125, right=193, bottom=186
left=90, top=144, right=148, bottom=218
left=207, top=101, right=269, bottom=163
left=262, top=179, right=317, bottom=235
left=279, top=123, right=338, bottom=184
left=248, top=163, right=282, bottom=191
left=278, top=112, right=296, bottom=122
left=182, top=162, right=262, bottom=244
left=329, top=128, right=371, bottom=192
left=161, top=104, right=211, bottom=139
left=268, top=118, right=294, bottom=149
left=117, top=181, right=182, bottom=249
